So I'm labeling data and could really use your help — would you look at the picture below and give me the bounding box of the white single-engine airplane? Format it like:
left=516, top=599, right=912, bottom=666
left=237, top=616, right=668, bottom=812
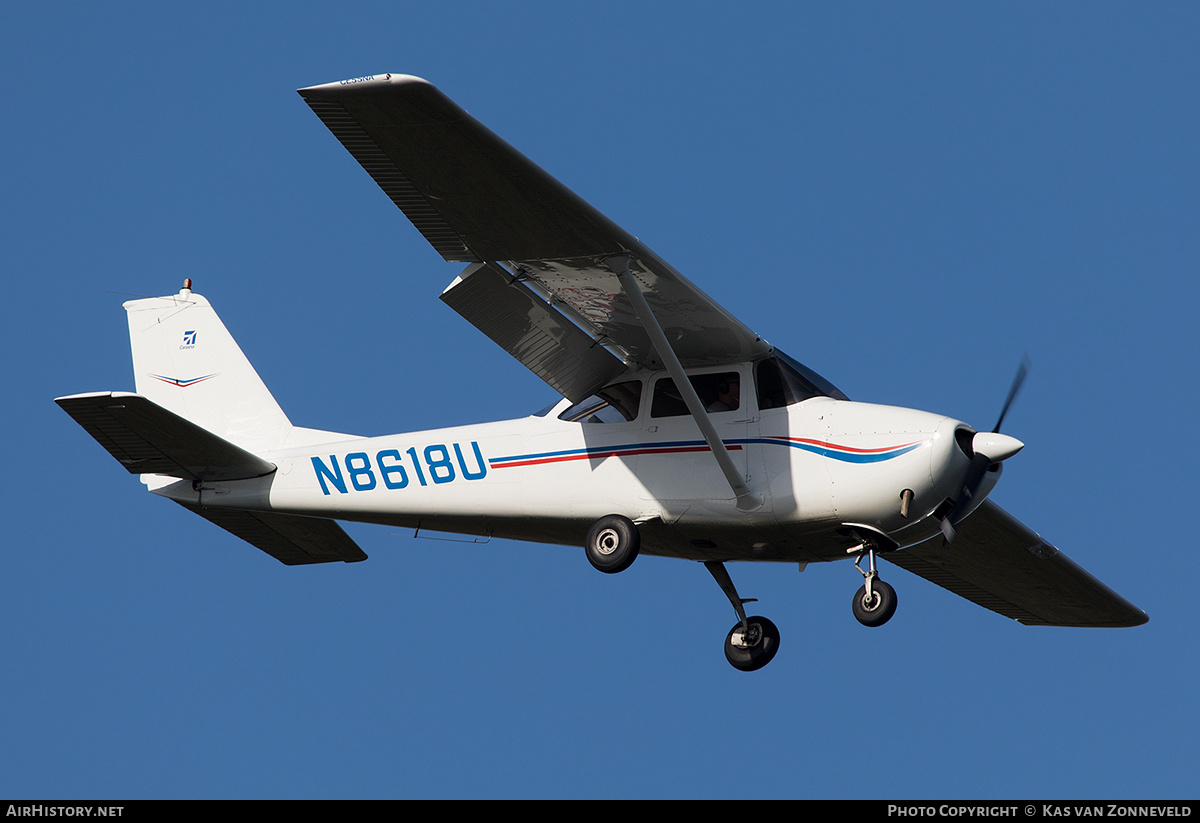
left=58, top=74, right=1146, bottom=671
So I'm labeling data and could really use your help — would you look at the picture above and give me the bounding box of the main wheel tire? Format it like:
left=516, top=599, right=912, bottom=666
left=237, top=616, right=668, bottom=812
left=584, top=515, right=640, bottom=574
left=852, top=579, right=898, bottom=627
left=723, top=615, right=781, bottom=672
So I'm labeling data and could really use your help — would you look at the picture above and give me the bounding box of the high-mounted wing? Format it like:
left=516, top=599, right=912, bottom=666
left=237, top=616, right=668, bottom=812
left=884, top=500, right=1147, bottom=627
left=298, top=74, right=770, bottom=401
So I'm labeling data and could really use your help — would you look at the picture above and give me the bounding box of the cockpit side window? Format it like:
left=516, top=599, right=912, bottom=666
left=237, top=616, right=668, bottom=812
left=651, top=371, right=742, bottom=418
left=756, top=352, right=849, bottom=410
left=558, top=381, right=643, bottom=423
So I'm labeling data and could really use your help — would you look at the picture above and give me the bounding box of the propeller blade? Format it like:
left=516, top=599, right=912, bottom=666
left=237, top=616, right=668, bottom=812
left=992, top=355, right=1031, bottom=434
left=945, top=357, right=1031, bottom=546
left=944, top=452, right=991, bottom=545
left=939, top=515, right=956, bottom=545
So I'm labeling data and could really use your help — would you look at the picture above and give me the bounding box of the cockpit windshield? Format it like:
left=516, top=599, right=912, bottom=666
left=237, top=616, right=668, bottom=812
left=756, top=351, right=848, bottom=409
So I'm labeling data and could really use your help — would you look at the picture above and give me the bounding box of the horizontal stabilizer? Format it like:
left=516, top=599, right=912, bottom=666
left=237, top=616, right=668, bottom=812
left=177, top=503, right=367, bottom=565
left=55, top=392, right=276, bottom=481
left=886, top=501, right=1147, bottom=628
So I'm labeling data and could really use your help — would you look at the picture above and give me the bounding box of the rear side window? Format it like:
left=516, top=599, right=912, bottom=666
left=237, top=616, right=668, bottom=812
left=558, top=381, right=643, bottom=423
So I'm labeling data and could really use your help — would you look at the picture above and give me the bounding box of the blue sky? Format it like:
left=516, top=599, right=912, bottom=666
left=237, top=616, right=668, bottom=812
left=3, top=2, right=1197, bottom=799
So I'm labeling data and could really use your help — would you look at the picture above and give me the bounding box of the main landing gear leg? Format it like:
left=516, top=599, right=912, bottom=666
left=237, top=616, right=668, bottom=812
left=851, top=547, right=898, bottom=627
left=705, top=561, right=780, bottom=672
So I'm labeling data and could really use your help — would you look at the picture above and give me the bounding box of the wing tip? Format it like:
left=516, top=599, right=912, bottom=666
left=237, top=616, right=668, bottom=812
left=1121, top=608, right=1150, bottom=627
left=1018, top=609, right=1149, bottom=628
left=297, top=73, right=430, bottom=97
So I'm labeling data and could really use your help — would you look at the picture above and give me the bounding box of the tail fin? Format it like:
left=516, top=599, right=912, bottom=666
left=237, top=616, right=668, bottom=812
left=124, top=281, right=292, bottom=454
left=57, top=281, right=368, bottom=565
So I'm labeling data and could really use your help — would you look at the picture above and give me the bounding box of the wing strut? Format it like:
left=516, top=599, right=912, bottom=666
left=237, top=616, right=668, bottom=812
left=607, top=256, right=761, bottom=511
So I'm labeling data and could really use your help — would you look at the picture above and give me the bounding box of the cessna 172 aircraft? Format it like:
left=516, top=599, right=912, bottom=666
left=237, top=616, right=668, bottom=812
left=57, top=74, right=1146, bottom=671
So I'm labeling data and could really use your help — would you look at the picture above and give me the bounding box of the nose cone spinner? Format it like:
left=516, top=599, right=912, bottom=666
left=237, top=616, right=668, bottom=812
left=971, top=431, right=1024, bottom=463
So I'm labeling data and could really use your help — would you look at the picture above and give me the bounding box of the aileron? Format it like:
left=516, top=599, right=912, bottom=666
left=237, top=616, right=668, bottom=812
left=298, top=75, right=633, bottom=263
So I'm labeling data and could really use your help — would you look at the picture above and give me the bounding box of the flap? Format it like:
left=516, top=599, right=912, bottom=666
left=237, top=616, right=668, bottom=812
left=440, top=262, right=626, bottom=401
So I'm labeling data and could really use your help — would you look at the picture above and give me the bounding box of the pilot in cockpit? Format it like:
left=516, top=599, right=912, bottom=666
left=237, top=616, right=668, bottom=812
left=706, top=374, right=740, bottom=413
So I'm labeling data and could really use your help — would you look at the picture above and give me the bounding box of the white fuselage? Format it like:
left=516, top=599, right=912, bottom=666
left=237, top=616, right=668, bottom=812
left=152, top=364, right=995, bottom=567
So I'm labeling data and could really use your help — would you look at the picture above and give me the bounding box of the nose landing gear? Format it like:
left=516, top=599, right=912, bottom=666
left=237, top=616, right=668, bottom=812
left=852, top=547, right=898, bottom=627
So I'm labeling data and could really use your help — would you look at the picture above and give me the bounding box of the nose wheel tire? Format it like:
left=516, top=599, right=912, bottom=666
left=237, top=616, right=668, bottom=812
left=852, top=579, right=898, bottom=627
left=585, top=515, right=640, bottom=574
left=723, top=615, right=780, bottom=671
